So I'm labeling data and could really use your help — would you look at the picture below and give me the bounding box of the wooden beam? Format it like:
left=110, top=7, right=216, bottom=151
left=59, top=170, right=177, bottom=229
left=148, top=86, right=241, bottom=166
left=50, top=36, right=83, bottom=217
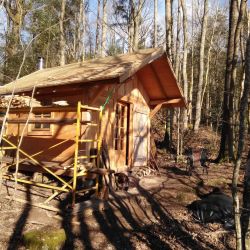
left=150, top=103, right=163, bottom=118
left=5, top=78, right=119, bottom=96
left=0, top=106, right=77, bottom=113
left=150, top=98, right=182, bottom=106
left=0, top=118, right=77, bottom=124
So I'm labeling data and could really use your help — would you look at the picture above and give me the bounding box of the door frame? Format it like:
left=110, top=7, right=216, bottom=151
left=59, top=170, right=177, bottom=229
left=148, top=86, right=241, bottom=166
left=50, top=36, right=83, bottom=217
left=113, top=101, right=130, bottom=167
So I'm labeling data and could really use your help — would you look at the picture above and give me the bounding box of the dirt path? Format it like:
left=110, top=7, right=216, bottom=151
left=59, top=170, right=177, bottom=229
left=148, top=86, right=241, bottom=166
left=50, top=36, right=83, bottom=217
left=0, top=128, right=242, bottom=249
left=0, top=163, right=237, bottom=249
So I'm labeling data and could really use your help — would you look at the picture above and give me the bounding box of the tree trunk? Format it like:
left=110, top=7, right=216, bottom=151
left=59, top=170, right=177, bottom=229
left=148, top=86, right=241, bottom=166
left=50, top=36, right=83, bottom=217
left=165, top=0, right=172, bottom=61
left=154, top=0, right=158, bottom=47
left=101, top=0, right=107, bottom=57
left=188, top=0, right=194, bottom=124
left=80, top=0, right=85, bottom=61
left=128, top=0, right=134, bottom=52
left=180, top=0, right=188, bottom=129
left=76, top=0, right=85, bottom=61
left=174, top=0, right=181, bottom=80
left=216, top=0, right=239, bottom=161
left=240, top=31, right=250, bottom=250
left=243, top=156, right=250, bottom=250
left=95, top=0, right=101, bottom=56
left=3, top=0, right=29, bottom=81
left=133, top=0, right=142, bottom=51
left=59, top=0, right=66, bottom=66
left=230, top=0, right=247, bottom=153
left=232, top=6, right=248, bottom=249
left=194, top=0, right=208, bottom=132
left=201, top=8, right=218, bottom=106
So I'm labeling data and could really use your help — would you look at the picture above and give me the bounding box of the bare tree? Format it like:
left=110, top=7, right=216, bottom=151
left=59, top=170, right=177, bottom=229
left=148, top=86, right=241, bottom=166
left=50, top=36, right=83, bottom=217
left=95, top=0, right=101, bottom=56
left=80, top=0, right=85, bottom=61
left=188, top=0, right=194, bottom=124
left=230, top=0, right=247, bottom=145
left=154, top=0, right=158, bottom=47
left=3, top=0, right=31, bottom=81
left=133, top=0, right=143, bottom=51
left=76, top=0, right=85, bottom=61
left=165, top=0, right=172, bottom=61
left=243, top=153, right=250, bottom=249
left=217, top=0, right=244, bottom=161
left=59, top=0, right=66, bottom=66
left=101, top=0, right=107, bottom=57
left=180, top=0, right=188, bottom=129
left=174, top=0, right=181, bottom=80
left=201, top=7, right=219, bottom=106
left=194, top=0, right=208, bottom=132
left=233, top=32, right=250, bottom=250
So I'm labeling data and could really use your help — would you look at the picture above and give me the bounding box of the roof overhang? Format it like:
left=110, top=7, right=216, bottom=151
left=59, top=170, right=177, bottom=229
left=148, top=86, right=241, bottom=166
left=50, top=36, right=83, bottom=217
left=136, top=54, right=186, bottom=109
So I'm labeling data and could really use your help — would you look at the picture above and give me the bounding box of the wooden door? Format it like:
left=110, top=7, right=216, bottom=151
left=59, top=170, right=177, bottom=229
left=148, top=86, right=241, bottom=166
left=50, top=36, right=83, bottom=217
left=133, top=111, right=148, bottom=166
left=114, top=102, right=130, bottom=168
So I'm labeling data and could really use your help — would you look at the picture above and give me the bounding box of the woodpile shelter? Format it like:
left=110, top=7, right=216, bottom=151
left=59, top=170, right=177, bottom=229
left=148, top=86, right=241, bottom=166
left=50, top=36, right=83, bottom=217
left=0, top=48, right=185, bottom=205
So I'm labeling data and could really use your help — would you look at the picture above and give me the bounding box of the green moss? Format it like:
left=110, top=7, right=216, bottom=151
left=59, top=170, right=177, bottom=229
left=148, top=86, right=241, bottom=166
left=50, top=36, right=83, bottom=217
left=176, top=192, right=195, bottom=204
left=205, top=178, right=228, bottom=188
left=23, top=226, right=66, bottom=250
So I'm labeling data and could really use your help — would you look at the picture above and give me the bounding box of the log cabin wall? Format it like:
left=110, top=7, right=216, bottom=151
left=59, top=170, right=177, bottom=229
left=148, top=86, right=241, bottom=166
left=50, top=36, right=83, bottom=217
left=5, top=75, right=150, bottom=173
left=90, top=75, right=150, bottom=172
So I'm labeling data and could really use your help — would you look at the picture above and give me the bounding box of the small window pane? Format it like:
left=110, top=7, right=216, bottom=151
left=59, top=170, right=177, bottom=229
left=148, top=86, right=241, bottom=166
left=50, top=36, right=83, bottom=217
left=33, top=112, right=51, bottom=131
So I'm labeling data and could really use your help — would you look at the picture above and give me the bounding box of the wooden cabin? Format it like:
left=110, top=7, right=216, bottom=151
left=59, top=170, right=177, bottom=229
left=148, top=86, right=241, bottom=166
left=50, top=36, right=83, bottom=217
left=0, top=48, right=186, bottom=176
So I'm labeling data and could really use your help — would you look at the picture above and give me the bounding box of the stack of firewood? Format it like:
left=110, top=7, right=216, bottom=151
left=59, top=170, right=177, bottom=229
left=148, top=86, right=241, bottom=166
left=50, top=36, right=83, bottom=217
left=0, top=95, right=41, bottom=108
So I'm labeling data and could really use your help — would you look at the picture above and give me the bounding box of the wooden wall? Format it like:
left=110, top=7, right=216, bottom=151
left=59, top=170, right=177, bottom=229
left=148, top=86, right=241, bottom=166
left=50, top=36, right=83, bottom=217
left=5, top=75, right=150, bottom=173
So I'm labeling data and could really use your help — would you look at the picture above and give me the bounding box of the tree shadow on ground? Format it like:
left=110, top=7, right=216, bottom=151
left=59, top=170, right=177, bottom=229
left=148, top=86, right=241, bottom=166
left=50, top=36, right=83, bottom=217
left=62, top=184, right=222, bottom=249
left=8, top=186, right=31, bottom=250
left=135, top=184, right=216, bottom=250
left=168, top=166, right=188, bottom=176
left=58, top=193, right=75, bottom=249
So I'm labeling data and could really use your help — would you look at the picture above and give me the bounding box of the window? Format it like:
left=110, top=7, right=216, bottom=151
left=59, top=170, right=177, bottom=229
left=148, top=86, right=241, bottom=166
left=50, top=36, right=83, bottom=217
left=28, top=112, right=52, bottom=136
left=33, top=113, right=51, bottom=130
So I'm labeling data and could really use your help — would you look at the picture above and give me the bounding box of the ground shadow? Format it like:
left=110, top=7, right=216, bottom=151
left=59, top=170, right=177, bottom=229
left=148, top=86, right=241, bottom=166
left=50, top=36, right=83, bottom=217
left=168, top=166, right=188, bottom=176
left=8, top=185, right=31, bottom=250
left=56, top=177, right=225, bottom=249
left=58, top=193, right=75, bottom=249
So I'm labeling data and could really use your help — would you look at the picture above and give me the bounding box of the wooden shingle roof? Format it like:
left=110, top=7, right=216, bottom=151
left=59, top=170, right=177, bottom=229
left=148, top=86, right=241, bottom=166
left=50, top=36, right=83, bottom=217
left=0, top=48, right=186, bottom=108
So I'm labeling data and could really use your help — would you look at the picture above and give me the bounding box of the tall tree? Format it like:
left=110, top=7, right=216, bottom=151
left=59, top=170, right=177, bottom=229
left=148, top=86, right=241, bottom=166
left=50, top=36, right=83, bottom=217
left=74, top=0, right=85, bottom=61
left=234, top=31, right=250, bottom=250
left=188, top=0, right=194, bottom=124
left=243, top=154, right=250, bottom=249
left=174, top=0, right=181, bottom=80
left=230, top=0, right=247, bottom=147
left=194, top=0, right=208, bottom=132
left=113, top=0, right=146, bottom=52
left=59, top=0, right=66, bottom=66
left=78, top=0, right=85, bottom=61
left=216, top=0, right=244, bottom=161
left=95, top=0, right=101, bottom=56
left=128, top=0, right=135, bottom=52
left=133, top=0, right=142, bottom=51
left=165, top=0, right=172, bottom=61
left=180, top=0, right=188, bottom=129
left=101, top=0, right=107, bottom=57
left=154, top=0, right=158, bottom=47
left=3, top=0, right=31, bottom=82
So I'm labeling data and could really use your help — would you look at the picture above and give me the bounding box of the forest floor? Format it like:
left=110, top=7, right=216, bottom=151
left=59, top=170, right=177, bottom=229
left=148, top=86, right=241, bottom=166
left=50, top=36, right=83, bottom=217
left=0, top=126, right=246, bottom=249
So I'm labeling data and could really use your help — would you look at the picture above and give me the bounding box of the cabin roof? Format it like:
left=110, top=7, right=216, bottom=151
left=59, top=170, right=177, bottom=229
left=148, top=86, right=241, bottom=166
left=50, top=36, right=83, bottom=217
left=0, top=48, right=186, bottom=108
